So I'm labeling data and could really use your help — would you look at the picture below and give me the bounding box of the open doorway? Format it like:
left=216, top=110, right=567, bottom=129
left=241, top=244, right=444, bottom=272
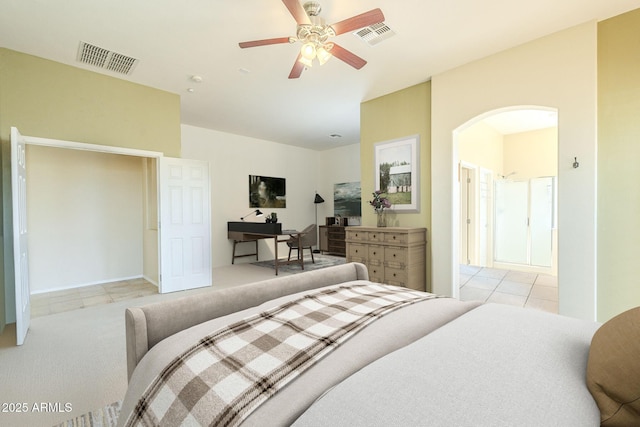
left=456, top=107, right=558, bottom=311
left=27, top=145, right=158, bottom=296
left=10, top=128, right=212, bottom=345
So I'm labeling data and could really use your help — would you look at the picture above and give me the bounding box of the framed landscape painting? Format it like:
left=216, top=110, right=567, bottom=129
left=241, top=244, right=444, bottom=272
left=333, top=182, right=361, bottom=217
left=374, top=135, right=420, bottom=212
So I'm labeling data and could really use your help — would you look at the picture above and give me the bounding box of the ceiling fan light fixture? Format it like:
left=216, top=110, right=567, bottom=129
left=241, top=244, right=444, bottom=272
left=299, top=55, right=314, bottom=67
left=316, top=46, right=332, bottom=65
left=300, top=42, right=316, bottom=60
left=239, top=2, right=384, bottom=78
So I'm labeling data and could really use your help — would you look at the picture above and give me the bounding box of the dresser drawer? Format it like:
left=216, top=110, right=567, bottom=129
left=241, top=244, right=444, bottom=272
left=367, top=245, right=384, bottom=263
left=367, top=263, right=384, bottom=283
left=367, top=230, right=383, bottom=243
left=384, top=265, right=407, bottom=287
left=347, top=243, right=367, bottom=262
left=384, top=246, right=407, bottom=266
left=384, top=232, right=408, bottom=245
left=346, top=229, right=367, bottom=242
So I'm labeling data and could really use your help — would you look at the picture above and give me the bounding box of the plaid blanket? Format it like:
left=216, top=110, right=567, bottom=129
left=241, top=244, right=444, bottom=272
left=123, top=282, right=439, bottom=427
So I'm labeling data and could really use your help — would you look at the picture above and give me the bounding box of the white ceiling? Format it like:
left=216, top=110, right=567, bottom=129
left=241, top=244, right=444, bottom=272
left=482, top=109, right=558, bottom=135
left=1, top=0, right=638, bottom=150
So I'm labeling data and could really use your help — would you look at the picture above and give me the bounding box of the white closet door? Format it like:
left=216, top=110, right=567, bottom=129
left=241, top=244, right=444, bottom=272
left=159, top=157, right=211, bottom=293
left=11, top=127, right=30, bottom=345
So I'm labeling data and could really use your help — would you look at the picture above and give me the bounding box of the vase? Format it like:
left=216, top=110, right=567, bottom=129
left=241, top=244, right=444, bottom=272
left=376, top=211, right=387, bottom=227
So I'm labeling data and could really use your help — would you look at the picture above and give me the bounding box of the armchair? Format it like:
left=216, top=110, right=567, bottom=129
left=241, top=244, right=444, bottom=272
left=287, top=224, right=317, bottom=263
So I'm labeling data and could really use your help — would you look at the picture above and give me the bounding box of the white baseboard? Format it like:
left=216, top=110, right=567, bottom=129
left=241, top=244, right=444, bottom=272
left=30, top=275, right=149, bottom=295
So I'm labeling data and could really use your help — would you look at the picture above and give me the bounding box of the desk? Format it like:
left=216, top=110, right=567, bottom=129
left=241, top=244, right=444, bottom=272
left=228, top=222, right=303, bottom=275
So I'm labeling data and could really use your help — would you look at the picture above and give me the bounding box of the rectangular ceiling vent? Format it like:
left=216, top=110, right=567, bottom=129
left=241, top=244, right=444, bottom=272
left=77, top=41, right=138, bottom=75
left=353, top=22, right=395, bottom=46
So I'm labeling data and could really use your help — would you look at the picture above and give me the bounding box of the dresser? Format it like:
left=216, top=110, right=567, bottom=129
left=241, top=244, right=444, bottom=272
left=319, top=225, right=346, bottom=256
left=345, top=227, right=427, bottom=291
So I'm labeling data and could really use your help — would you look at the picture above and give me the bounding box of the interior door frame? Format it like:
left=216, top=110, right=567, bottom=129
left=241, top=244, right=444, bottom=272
left=10, top=131, right=164, bottom=336
left=459, top=162, right=477, bottom=266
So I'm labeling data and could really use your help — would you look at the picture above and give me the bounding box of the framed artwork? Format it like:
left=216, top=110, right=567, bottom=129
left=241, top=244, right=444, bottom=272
left=249, top=175, right=286, bottom=208
left=374, top=135, right=420, bottom=212
left=333, top=182, right=361, bottom=217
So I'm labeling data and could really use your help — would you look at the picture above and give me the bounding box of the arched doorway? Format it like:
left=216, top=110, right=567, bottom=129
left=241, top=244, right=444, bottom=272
left=453, top=106, right=558, bottom=311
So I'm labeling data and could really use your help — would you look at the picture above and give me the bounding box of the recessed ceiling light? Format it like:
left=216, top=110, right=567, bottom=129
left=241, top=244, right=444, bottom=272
left=187, top=88, right=195, bottom=93
left=190, top=75, right=203, bottom=83
left=239, top=68, right=251, bottom=74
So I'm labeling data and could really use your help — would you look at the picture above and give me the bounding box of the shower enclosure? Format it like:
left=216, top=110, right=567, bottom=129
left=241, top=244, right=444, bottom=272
left=494, top=177, right=555, bottom=268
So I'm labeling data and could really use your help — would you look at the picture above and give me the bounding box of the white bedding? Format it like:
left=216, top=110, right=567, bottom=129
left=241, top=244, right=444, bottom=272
left=293, top=303, right=601, bottom=427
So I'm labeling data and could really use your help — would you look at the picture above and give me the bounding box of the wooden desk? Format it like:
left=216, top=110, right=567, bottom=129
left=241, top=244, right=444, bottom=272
left=228, top=222, right=303, bottom=275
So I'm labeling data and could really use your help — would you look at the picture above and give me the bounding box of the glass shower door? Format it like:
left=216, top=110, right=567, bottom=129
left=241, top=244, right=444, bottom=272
left=494, top=180, right=528, bottom=264
left=530, top=177, right=554, bottom=267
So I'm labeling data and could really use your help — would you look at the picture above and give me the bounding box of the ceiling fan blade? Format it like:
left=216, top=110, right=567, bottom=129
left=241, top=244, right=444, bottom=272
left=239, top=37, right=292, bottom=49
left=282, top=0, right=311, bottom=25
left=330, top=8, right=385, bottom=35
left=329, top=43, right=367, bottom=70
left=289, top=54, right=305, bottom=79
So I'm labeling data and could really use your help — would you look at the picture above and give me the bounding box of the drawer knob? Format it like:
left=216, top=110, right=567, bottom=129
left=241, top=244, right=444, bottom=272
left=393, top=273, right=397, bottom=277
left=393, top=236, right=396, bottom=240
left=373, top=251, right=376, bottom=255
left=393, top=254, right=396, bottom=258
left=355, top=249, right=358, bottom=253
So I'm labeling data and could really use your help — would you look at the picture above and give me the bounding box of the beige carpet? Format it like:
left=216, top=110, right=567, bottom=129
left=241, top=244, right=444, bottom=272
left=0, top=264, right=282, bottom=427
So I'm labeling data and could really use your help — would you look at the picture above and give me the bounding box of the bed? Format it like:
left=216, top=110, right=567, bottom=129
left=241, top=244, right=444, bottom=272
left=118, top=262, right=640, bottom=427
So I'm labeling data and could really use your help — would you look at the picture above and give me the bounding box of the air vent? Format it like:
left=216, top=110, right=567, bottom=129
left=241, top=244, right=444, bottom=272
left=354, top=22, right=395, bottom=46
left=77, top=41, right=138, bottom=75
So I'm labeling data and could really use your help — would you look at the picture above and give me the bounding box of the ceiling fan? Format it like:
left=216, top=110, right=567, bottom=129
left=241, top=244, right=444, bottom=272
left=239, top=0, right=385, bottom=79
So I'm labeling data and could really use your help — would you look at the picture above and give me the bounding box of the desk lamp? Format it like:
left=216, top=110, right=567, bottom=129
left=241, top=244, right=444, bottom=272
left=241, top=209, right=263, bottom=221
left=313, top=192, right=325, bottom=252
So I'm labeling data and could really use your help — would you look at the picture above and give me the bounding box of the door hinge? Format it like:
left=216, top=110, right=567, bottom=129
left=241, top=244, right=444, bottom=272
left=467, top=218, right=471, bottom=224
left=467, top=177, right=471, bottom=183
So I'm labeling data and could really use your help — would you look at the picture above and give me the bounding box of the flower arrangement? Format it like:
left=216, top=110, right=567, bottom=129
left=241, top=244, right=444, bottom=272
left=369, top=190, right=391, bottom=213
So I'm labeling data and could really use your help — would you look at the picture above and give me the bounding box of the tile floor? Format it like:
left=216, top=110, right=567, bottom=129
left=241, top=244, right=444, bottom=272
left=459, top=264, right=558, bottom=314
left=30, top=278, right=157, bottom=318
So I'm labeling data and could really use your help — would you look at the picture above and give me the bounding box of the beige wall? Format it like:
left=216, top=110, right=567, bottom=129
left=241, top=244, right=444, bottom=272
left=0, top=48, right=181, bottom=325
left=26, top=146, right=144, bottom=293
left=597, top=9, right=640, bottom=320
left=181, top=125, right=322, bottom=269
left=360, top=82, right=432, bottom=290
left=458, top=121, right=504, bottom=174
left=432, top=21, right=597, bottom=320
left=504, top=127, right=558, bottom=179
left=316, top=144, right=362, bottom=224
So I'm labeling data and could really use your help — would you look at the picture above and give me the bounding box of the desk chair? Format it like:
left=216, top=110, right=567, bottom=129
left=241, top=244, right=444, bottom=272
left=287, top=224, right=317, bottom=263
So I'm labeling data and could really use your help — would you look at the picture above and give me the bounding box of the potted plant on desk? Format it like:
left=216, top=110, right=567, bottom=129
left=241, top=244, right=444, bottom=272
left=266, top=212, right=278, bottom=223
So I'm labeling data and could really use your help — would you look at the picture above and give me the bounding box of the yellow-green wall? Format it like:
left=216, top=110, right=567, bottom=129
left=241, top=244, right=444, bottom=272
left=360, top=81, right=432, bottom=290
left=0, top=48, right=181, bottom=329
left=597, top=9, right=640, bottom=320
left=0, top=48, right=180, bottom=153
